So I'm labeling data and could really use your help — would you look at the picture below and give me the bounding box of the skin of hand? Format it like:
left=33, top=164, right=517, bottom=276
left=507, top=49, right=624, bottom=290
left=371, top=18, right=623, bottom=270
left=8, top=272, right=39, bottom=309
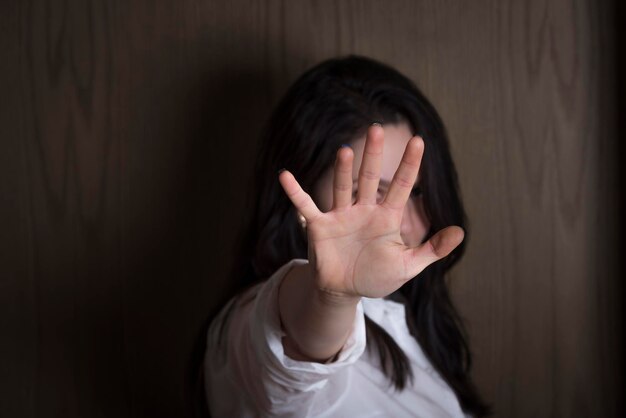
left=278, top=124, right=465, bottom=301
left=312, top=121, right=431, bottom=249
left=276, top=124, right=465, bottom=362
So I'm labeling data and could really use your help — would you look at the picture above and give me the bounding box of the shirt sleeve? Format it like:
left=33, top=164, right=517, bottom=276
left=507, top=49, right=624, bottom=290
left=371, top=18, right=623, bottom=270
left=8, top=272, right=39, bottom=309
left=204, top=258, right=367, bottom=417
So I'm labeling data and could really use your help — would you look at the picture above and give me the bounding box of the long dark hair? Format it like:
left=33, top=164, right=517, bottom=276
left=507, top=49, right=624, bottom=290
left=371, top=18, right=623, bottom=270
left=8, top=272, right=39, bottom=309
left=193, top=55, right=491, bottom=417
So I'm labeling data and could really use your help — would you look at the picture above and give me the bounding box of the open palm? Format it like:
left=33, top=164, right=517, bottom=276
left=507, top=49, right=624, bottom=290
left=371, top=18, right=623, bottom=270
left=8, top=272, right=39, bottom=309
left=278, top=124, right=464, bottom=299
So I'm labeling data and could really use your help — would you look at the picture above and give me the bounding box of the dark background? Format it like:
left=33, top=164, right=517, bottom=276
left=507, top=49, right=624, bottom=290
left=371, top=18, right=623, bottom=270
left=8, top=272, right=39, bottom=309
left=1, top=1, right=622, bottom=417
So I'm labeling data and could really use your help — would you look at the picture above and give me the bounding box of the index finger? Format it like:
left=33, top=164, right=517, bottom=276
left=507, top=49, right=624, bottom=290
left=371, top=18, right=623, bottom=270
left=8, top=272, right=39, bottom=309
left=381, top=136, right=424, bottom=211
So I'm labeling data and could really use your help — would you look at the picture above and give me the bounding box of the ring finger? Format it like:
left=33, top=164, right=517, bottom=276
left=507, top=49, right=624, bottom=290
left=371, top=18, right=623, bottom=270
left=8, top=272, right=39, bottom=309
left=333, top=145, right=354, bottom=210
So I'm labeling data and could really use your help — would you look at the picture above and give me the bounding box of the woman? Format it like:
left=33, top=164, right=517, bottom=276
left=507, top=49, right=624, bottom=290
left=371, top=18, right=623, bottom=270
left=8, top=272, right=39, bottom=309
left=202, top=55, right=491, bottom=417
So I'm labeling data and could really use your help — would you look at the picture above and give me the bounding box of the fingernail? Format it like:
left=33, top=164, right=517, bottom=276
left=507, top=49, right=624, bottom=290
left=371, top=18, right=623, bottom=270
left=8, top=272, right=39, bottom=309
left=371, top=122, right=382, bottom=127
left=277, top=168, right=286, bottom=175
left=340, top=143, right=351, bottom=148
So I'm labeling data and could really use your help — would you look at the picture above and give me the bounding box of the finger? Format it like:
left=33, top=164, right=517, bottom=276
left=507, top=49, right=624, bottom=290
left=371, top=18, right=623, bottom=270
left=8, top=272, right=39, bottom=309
left=356, top=124, right=384, bottom=205
left=278, top=169, right=323, bottom=222
left=333, top=145, right=355, bottom=210
left=402, top=226, right=465, bottom=278
left=382, top=136, right=424, bottom=211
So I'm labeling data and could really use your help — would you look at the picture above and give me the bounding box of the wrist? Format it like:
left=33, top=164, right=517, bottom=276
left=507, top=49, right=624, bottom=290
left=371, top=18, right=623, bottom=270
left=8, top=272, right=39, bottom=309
left=278, top=261, right=361, bottom=361
left=301, top=262, right=361, bottom=308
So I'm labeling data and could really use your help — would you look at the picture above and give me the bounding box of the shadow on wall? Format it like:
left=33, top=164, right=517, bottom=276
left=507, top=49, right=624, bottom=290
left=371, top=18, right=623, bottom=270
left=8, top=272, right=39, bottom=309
left=85, top=53, right=308, bottom=416
left=181, top=67, right=275, bottom=418
left=179, top=55, right=313, bottom=417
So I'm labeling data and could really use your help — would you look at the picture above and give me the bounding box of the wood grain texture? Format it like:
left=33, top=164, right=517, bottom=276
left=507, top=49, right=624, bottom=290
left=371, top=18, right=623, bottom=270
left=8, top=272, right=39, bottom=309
left=0, top=0, right=620, bottom=417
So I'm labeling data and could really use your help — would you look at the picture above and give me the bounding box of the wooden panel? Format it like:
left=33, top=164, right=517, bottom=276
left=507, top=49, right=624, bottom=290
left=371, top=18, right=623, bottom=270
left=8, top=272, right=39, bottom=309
left=438, top=2, right=621, bottom=417
left=0, top=1, right=619, bottom=417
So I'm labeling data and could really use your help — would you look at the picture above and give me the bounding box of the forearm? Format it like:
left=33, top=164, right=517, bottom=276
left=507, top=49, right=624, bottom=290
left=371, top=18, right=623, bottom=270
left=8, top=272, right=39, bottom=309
left=278, top=262, right=361, bottom=363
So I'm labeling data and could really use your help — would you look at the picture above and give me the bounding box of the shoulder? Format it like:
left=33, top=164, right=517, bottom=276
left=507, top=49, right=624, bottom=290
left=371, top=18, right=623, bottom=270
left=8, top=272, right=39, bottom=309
left=204, top=258, right=369, bottom=417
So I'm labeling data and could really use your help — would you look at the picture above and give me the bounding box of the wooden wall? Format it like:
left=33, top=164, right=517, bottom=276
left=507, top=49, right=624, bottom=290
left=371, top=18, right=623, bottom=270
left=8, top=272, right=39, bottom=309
left=0, top=1, right=621, bottom=417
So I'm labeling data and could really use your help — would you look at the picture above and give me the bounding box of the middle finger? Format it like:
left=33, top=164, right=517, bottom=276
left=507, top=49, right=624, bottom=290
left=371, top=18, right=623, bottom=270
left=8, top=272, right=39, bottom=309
left=356, top=124, right=384, bottom=205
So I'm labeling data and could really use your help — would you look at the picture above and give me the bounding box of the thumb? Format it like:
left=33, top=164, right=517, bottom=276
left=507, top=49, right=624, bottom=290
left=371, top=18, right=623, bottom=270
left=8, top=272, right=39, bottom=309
left=403, top=226, right=465, bottom=277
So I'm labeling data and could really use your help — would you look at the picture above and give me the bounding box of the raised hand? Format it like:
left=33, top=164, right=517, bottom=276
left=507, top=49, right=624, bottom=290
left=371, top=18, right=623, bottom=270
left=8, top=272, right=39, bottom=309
left=278, top=124, right=464, bottom=300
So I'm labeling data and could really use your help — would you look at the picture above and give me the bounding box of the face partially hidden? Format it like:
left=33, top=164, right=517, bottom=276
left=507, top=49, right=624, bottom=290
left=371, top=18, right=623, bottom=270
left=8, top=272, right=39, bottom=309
left=311, top=121, right=431, bottom=248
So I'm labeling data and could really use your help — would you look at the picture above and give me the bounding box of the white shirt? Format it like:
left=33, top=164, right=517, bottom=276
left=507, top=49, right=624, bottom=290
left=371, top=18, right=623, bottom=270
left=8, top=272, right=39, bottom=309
left=204, top=258, right=469, bottom=417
